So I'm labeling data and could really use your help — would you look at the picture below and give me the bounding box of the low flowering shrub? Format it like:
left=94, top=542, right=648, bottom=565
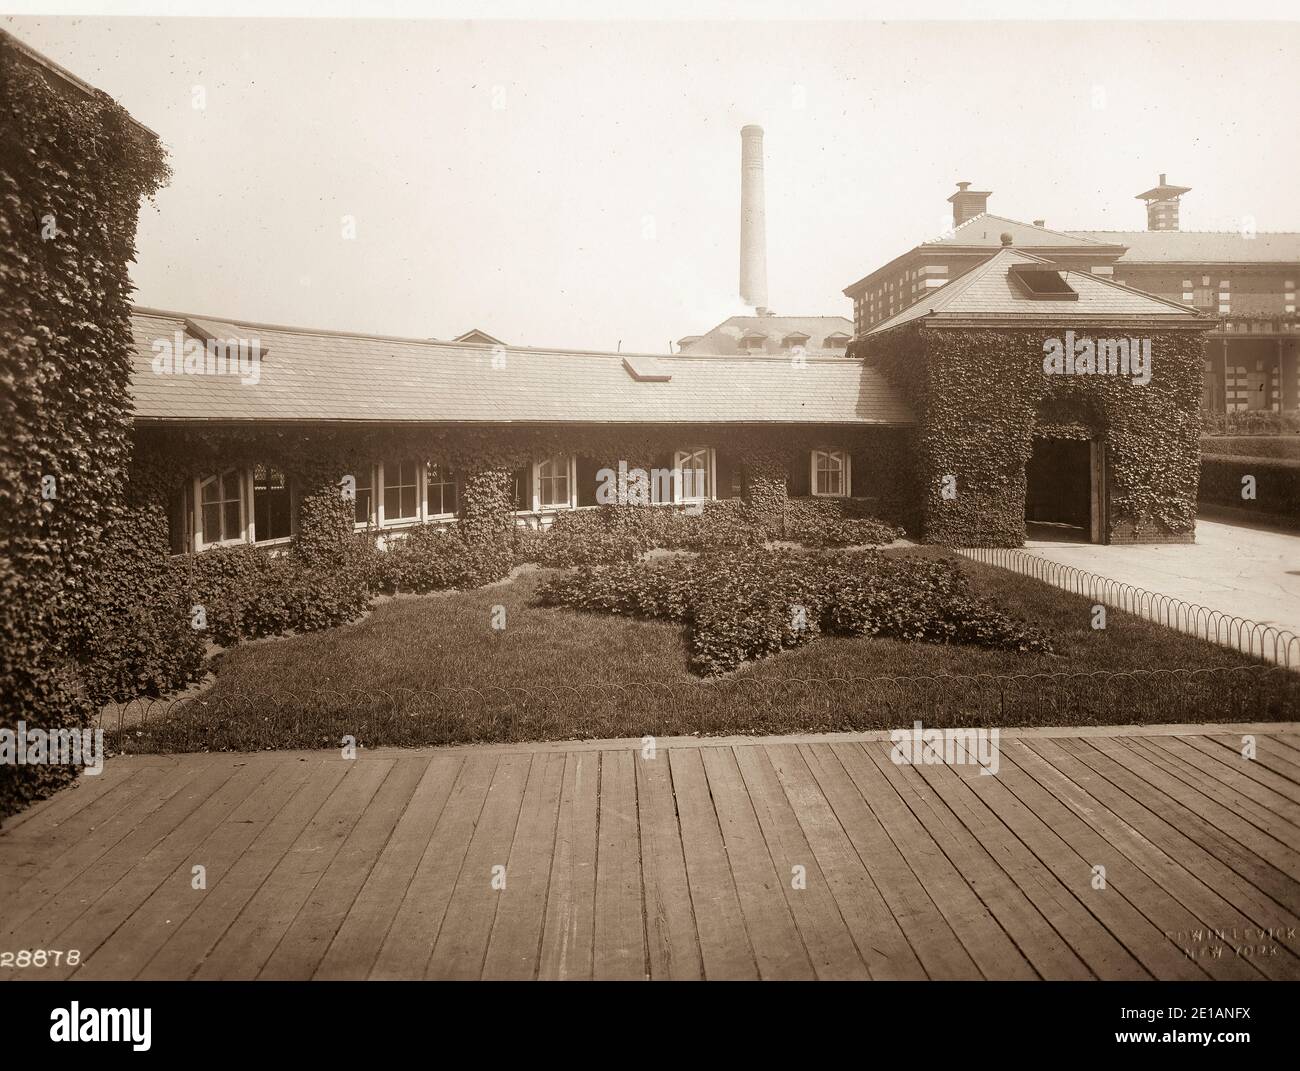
left=536, top=547, right=1052, bottom=676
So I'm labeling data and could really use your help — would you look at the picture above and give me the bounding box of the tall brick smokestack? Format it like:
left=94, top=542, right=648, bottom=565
left=739, top=124, right=768, bottom=311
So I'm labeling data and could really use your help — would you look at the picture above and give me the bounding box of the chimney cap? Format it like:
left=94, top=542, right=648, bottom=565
left=741, top=124, right=764, bottom=137
left=956, top=181, right=971, bottom=191
left=1136, top=174, right=1191, bottom=201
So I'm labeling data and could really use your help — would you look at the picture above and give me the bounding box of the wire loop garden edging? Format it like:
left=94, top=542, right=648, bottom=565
left=954, top=546, right=1300, bottom=668
left=100, top=664, right=1297, bottom=753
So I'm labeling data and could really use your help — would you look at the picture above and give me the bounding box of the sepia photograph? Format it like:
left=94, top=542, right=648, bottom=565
left=1, top=0, right=1298, bottom=1054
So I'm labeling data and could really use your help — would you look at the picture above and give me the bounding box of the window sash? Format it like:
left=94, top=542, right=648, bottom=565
left=536, top=455, right=573, bottom=509
left=674, top=448, right=712, bottom=502
left=252, top=464, right=293, bottom=542
left=353, top=465, right=376, bottom=526
left=812, top=450, right=850, bottom=497
left=382, top=458, right=420, bottom=522
left=427, top=462, right=458, bottom=517
left=197, top=470, right=245, bottom=547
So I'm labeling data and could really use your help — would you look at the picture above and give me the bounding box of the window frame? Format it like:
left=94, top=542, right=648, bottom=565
left=250, top=463, right=294, bottom=545
left=352, top=464, right=378, bottom=529
left=379, top=457, right=422, bottom=527
left=673, top=446, right=715, bottom=504
left=425, top=461, right=458, bottom=519
left=194, top=469, right=248, bottom=550
left=532, top=454, right=577, bottom=512
left=810, top=448, right=851, bottom=498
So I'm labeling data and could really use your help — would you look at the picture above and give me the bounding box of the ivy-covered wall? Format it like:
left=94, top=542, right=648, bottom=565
left=130, top=421, right=915, bottom=538
left=862, top=324, right=1208, bottom=546
left=1, top=39, right=171, bottom=816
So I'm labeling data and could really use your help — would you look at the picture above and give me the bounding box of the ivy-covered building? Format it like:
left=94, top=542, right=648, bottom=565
left=851, top=246, right=1214, bottom=546
left=129, top=308, right=916, bottom=555
left=844, top=178, right=1300, bottom=415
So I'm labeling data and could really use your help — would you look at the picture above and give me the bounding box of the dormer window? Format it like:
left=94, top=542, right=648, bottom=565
left=1009, top=264, right=1078, bottom=300
left=740, top=332, right=767, bottom=354
left=782, top=331, right=811, bottom=351
left=823, top=332, right=851, bottom=349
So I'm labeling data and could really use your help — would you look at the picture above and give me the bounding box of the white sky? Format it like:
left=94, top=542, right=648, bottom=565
left=6, top=13, right=1299, bottom=352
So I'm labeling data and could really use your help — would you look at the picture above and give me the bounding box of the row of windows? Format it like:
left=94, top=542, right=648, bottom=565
left=168, top=449, right=856, bottom=554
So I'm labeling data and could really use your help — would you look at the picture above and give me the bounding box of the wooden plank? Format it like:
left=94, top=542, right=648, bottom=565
left=1082, top=737, right=1300, bottom=885
left=1036, top=738, right=1300, bottom=938
left=732, top=745, right=868, bottom=980
left=137, top=758, right=347, bottom=980
left=481, top=752, right=567, bottom=980
left=313, top=754, right=463, bottom=980
left=37, top=755, right=283, bottom=981
left=537, top=750, right=599, bottom=981
left=0, top=754, right=234, bottom=957
left=0, top=756, right=143, bottom=836
left=1206, top=734, right=1300, bottom=785
left=259, top=756, right=429, bottom=980
left=669, top=747, right=757, bottom=980
left=427, top=753, right=533, bottom=980
left=799, top=742, right=981, bottom=980
left=195, top=759, right=393, bottom=980
left=765, top=743, right=925, bottom=980
left=906, top=749, right=1148, bottom=980
left=1006, top=739, right=1300, bottom=981
left=833, top=742, right=1036, bottom=980
left=982, top=741, right=1261, bottom=982
left=634, top=747, right=703, bottom=980
left=701, top=746, right=814, bottom=980
left=368, top=754, right=496, bottom=979
left=1167, top=734, right=1300, bottom=812
left=591, top=749, right=647, bottom=980
left=928, top=741, right=1206, bottom=980
left=1134, top=736, right=1300, bottom=841
left=0, top=758, right=213, bottom=937
left=70, top=754, right=319, bottom=980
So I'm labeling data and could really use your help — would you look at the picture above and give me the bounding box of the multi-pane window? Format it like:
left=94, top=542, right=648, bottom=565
left=427, top=462, right=458, bottom=517
left=812, top=449, right=849, bottom=497
left=537, top=455, right=571, bottom=509
left=253, top=464, right=292, bottom=541
left=383, top=458, right=419, bottom=522
left=353, top=465, right=375, bottom=526
left=675, top=447, right=711, bottom=501
left=199, top=469, right=243, bottom=546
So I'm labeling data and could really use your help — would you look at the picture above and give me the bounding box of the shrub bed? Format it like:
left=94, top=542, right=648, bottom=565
left=536, top=547, right=1052, bottom=676
left=1200, top=409, right=1300, bottom=436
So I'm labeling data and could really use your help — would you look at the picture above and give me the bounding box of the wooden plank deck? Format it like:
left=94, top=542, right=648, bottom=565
left=3, top=723, right=1299, bottom=981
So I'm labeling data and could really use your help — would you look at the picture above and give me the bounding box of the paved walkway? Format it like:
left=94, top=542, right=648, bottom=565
left=1025, top=518, right=1300, bottom=640
left=3, top=724, right=1299, bottom=980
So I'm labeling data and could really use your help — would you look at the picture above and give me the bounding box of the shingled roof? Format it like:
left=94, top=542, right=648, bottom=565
left=129, top=309, right=913, bottom=426
left=678, top=315, right=855, bottom=356
left=865, top=248, right=1211, bottom=336
left=1066, top=230, right=1300, bottom=265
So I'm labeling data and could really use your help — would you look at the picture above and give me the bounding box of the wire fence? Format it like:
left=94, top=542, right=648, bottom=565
left=101, top=665, right=1299, bottom=754
left=955, top=546, right=1300, bottom=668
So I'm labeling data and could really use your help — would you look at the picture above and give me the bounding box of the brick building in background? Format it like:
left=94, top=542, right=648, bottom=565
left=844, top=176, right=1300, bottom=413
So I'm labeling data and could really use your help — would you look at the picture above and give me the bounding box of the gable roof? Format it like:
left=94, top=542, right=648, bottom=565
left=843, top=215, right=1126, bottom=295
left=452, top=328, right=506, bottom=346
left=865, top=248, right=1211, bottom=336
left=129, top=308, right=913, bottom=427
left=1066, top=230, right=1300, bottom=266
left=679, top=315, right=855, bottom=356
left=923, top=214, right=1116, bottom=251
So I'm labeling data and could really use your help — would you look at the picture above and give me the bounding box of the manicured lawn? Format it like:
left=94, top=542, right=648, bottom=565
left=114, top=549, right=1297, bottom=752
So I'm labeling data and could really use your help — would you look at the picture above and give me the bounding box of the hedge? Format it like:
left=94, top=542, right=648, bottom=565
left=1200, top=436, right=1300, bottom=461
left=1199, top=454, right=1300, bottom=517
left=1, top=38, right=170, bottom=817
left=1200, top=409, right=1300, bottom=437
